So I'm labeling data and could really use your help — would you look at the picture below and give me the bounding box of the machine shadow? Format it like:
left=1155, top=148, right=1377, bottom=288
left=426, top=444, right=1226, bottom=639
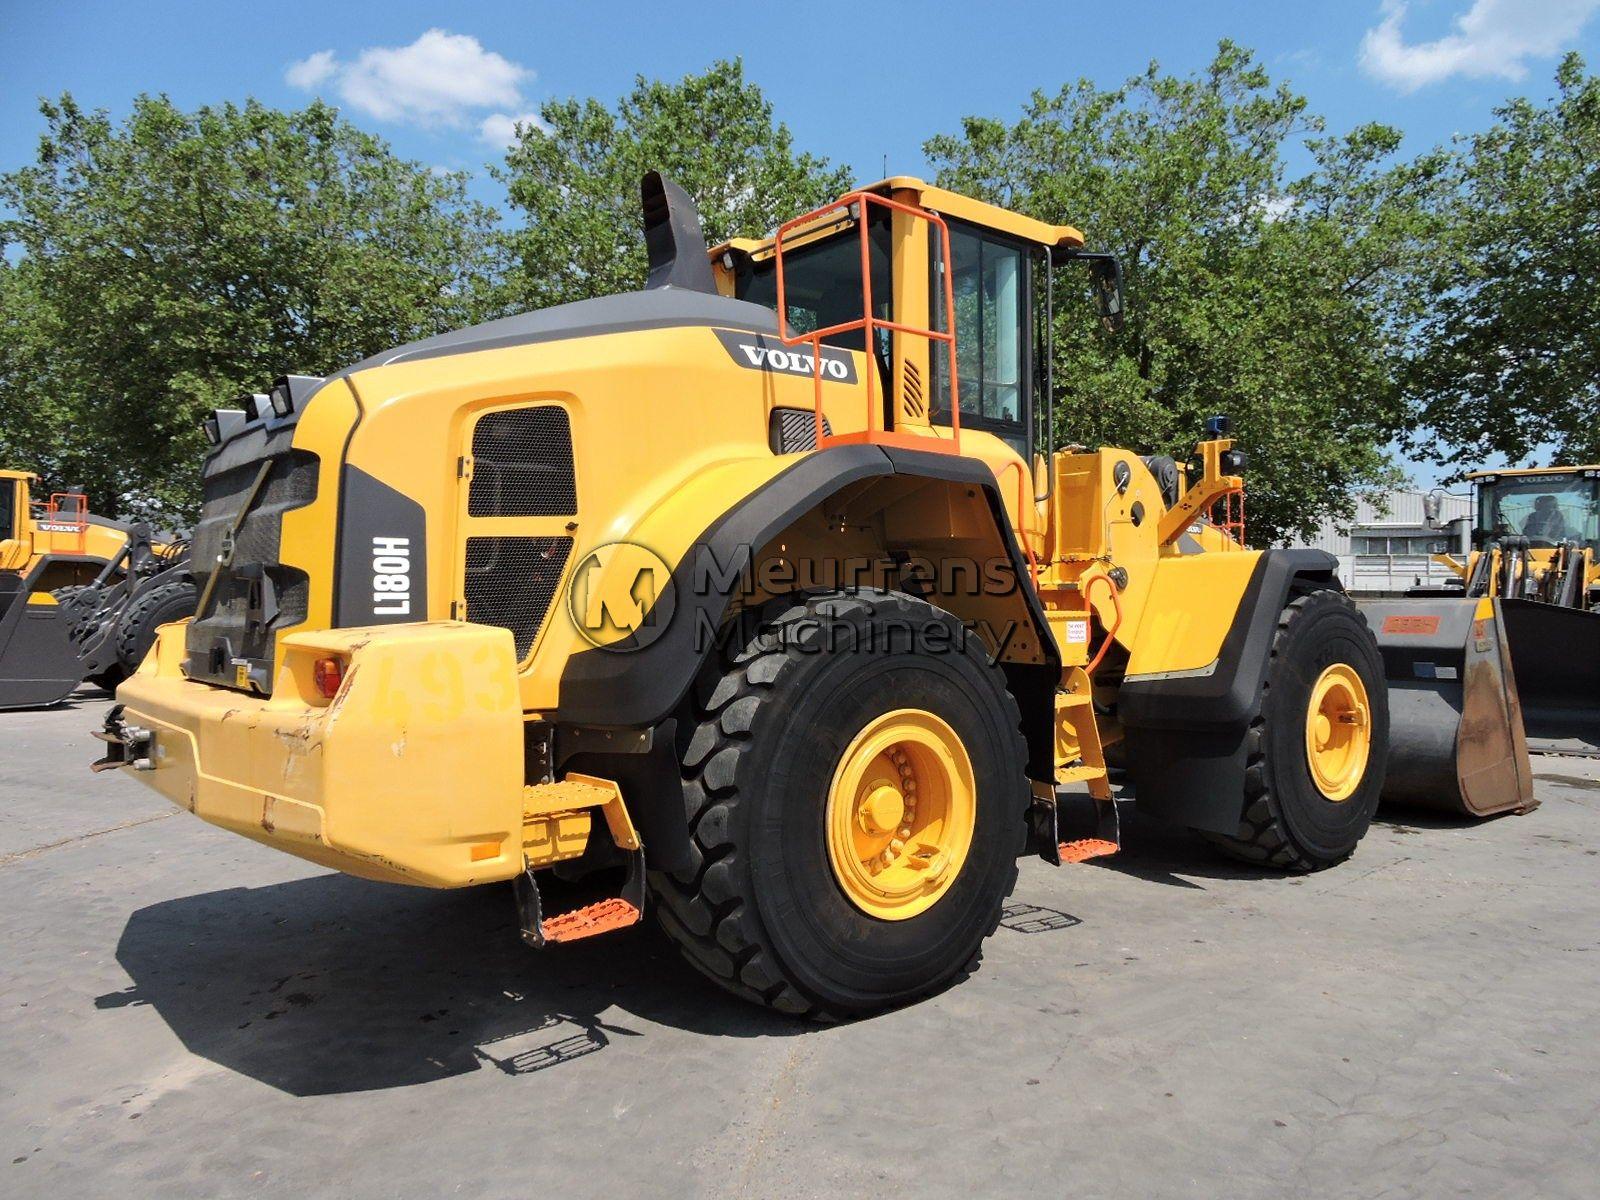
left=95, top=872, right=806, bottom=1098
left=1373, top=801, right=1521, bottom=831
left=1085, top=802, right=1282, bottom=888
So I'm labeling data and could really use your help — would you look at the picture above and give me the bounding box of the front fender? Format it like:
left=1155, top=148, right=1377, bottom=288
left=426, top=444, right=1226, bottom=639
left=1119, top=548, right=1340, bottom=835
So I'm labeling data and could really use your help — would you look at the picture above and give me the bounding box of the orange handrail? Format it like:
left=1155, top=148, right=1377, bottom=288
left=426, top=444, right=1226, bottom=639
left=996, top=458, right=1041, bottom=583
left=1214, top=487, right=1246, bottom=548
left=772, top=189, right=960, bottom=453
left=44, top=492, right=89, bottom=553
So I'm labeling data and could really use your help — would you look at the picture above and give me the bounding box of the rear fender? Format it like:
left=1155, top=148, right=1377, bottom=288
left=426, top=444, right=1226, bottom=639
left=557, top=445, right=1061, bottom=778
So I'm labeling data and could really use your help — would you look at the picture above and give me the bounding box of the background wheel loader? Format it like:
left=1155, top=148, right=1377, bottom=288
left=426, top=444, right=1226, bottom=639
left=0, top=470, right=194, bottom=709
left=1410, top=466, right=1600, bottom=758
left=97, top=172, right=1512, bottom=1019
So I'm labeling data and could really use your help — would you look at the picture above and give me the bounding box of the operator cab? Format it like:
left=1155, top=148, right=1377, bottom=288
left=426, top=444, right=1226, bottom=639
left=712, top=178, right=1120, bottom=463
left=1471, top=467, right=1600, bottom=550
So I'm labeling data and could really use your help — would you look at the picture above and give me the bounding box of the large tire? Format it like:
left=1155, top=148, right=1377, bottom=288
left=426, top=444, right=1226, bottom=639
left=50, top=585, right=100, bottom=640
left=1202, top=588, right=1389, bottom=871
left=650, top=589, right=1030, bottom=1019
left=114, top=577, right=197, bottom=675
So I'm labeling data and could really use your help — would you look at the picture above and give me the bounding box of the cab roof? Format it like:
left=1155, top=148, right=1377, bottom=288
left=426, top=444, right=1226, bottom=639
left=709, top=177, right=1085, bottom=261
left=1467, top=466, right=1600, bottom=481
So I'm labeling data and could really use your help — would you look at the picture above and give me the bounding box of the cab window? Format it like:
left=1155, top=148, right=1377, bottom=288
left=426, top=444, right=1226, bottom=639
left=738, top=214, right=893, bottom=357
left=0, top=480, right=16, bottom=541
left=1479, top=474, right=1600, bottom=548
left=931, top=225, right=1031, bottom=458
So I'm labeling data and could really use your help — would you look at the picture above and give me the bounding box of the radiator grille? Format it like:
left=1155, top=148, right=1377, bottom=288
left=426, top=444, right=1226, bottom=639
left=463, top=536, right=573, bottom=659
left=468, top=406, right=577, bottom=517
left=769, top=407, right=834, bottom=454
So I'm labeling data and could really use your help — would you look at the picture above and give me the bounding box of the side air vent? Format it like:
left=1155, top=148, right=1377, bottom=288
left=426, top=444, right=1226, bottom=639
left=902, top=361, right=926, bottom=418
left=468, top=406, right=577, bottom=517
left=463, top=536, right=573, bottom=660
left=768, top=407, right=835, bottom=454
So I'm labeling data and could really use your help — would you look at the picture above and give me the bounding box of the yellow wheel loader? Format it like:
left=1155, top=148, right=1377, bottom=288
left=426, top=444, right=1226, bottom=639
left=0, top=470, right=193, bottom=708
left=97, top=174, right=1433, bottom=1017
left=1395, top=465, right=1600, bottom=760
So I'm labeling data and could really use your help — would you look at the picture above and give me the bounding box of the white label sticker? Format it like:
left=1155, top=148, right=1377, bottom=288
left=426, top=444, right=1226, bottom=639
left=371, top=535, right=412, bottom=616
left=1065, top=619, right=1090, bottom=644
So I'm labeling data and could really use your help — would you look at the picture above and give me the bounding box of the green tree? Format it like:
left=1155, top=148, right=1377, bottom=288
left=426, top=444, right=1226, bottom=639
left=496, top=59, right=851, bottom=311
left=925, top=42, right=1447, bottom=543
left=1404, top=54, right=1600, bottom=471
left=0, top=95, right=500, bottom=518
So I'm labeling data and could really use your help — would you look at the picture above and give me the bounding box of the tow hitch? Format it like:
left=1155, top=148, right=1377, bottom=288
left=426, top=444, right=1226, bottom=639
left=91, top=704, right=155, bottom=772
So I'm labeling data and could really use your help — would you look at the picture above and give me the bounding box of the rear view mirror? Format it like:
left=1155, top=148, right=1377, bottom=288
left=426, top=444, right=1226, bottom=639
left=1088, top=257, right=1125, bottom=333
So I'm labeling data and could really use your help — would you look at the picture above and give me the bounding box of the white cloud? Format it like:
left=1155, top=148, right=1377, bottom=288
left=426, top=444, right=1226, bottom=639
left=285, top=49, right=337, bottom=90
left=1361, top=0, right=1600, bottom=92
left=284, top=29, right=531, bottom=128
left=1259, top=194, right=1296, bottom=223
left=478, top=110, right=548, bottom=148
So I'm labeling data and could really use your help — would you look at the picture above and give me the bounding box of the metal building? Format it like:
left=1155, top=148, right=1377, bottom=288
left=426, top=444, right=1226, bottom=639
left=1288, top=487, right=1471, bottom=594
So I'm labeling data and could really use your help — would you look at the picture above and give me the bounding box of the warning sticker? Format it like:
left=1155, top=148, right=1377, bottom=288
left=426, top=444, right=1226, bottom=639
left=1064, top=619, right=1090, bottom=644
left=1381, top=614, right=1440, bottom=636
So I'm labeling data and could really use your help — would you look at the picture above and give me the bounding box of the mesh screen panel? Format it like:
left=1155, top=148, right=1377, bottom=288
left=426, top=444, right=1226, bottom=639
left=468, top=407, right=577, bottom=516
left=463, top=536, right=573, bottom=659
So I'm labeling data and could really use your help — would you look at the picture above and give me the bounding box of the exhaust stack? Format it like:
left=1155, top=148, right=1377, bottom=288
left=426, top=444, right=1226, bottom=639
left=641, top=171, right=717, bottom=295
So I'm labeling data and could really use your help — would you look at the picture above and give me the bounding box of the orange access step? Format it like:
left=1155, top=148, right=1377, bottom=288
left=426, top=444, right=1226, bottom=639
left=1058, top=838, right=1119, bottom=864
left=540, top=897, right=642, bottom=943
left=514, top=847, right=646, bottom=948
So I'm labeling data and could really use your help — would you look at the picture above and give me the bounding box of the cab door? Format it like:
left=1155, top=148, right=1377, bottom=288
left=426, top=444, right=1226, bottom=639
left=0, top=478, right=28, bottom=571
left=928, top=223, right=1041, bottom=554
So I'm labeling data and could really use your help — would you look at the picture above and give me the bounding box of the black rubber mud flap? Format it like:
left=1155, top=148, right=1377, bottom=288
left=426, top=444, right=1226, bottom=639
left=0, top=576, right=85, bottom=711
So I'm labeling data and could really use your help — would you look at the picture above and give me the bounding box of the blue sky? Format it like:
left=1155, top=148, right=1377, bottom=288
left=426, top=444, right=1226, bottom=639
left=7, top=1, right=1598, bottom=190
left=5, top=0, right=1598, bottom=484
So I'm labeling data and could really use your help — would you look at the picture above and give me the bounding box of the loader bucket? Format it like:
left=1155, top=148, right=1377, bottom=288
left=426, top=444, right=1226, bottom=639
left=1498, top=598, right=1600, bottom=757
left=0, top=573, right=85, bottom=710
left=1359, top=598, right=1535, bottom=817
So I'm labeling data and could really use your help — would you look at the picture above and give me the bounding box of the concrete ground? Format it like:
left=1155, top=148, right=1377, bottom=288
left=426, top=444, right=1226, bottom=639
left=3, top=691, right=1597, bottom=1200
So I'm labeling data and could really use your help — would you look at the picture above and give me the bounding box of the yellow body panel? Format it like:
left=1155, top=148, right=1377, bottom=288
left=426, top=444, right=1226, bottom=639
left=1118, top=550, right=1262, bottom=676
left=279, top=379, right=361, bottom=639
left=117, top=619, right=526, bottom=887
left=337, top=325, right=874, bottom=710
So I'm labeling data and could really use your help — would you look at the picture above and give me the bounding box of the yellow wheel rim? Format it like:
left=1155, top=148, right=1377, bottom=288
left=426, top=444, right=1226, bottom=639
left=825, top=709, right=976, bottom=921
left=1304, top=663, right=1372, bottom=802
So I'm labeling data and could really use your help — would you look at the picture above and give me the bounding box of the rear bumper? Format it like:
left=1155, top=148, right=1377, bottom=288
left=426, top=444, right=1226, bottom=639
left=108, top=619, right=527, bottom=886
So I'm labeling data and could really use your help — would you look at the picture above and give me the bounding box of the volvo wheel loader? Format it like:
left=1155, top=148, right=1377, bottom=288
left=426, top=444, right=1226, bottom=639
left=0, top=470, right=194, bottom=708
left=97, top=173, right=1417, bottom=1018
left=1399, top=465, right=1600, bottom=760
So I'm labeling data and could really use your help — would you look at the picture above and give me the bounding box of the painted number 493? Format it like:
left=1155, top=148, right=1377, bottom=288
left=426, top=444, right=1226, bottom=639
left=372, top=536, right=411, bottom=616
